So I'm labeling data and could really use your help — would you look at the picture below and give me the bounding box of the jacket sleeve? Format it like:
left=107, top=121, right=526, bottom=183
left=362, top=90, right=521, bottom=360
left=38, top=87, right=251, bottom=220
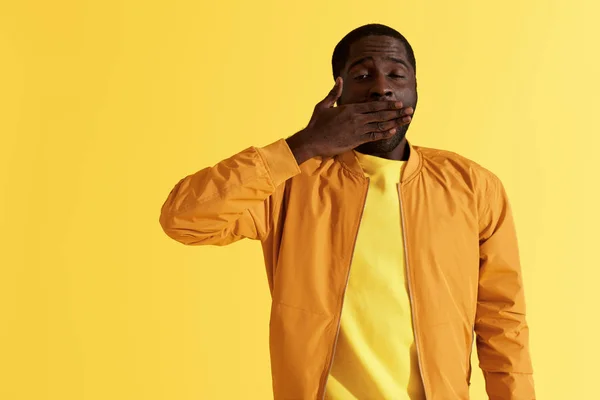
left=159, top=138, right=301, bottom=246
left=475, top=173, right=535, bottom=400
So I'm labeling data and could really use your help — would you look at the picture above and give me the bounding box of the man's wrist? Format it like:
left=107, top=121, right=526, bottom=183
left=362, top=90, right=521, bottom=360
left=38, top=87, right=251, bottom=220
left=286, top=130, right=315, bottom=165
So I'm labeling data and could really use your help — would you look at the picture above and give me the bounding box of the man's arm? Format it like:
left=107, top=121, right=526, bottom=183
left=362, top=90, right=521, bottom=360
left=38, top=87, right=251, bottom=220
left=159, top=78, right=413, bottom=246
left=159, top=139, right=301, bottom=246
left=475, top=172, right=535, bottom=399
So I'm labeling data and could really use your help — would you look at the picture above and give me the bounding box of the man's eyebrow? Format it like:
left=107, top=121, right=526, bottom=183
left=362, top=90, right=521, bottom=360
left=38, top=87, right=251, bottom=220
left=347, top=56, right=410, bottom=71
left=386, top=57, right=410, bottom=69
left=347, top=56, right=373, bottom=71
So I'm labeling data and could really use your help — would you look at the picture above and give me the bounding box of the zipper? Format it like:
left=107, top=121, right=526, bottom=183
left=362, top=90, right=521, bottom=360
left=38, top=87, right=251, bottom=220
left=467, top=329, right=475, bottom=385
left=321, top=178, right=370, bottom=399
left=398, top=183, right=428, bottom=399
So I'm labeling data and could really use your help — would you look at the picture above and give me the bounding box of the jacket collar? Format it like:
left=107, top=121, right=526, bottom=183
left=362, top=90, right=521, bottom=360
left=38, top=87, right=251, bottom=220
left=336, top=140, right=422, bottom=183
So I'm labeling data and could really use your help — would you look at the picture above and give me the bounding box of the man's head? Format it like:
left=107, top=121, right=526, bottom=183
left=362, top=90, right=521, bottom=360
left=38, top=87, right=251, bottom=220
left=332, top=24, right=417, bottom=154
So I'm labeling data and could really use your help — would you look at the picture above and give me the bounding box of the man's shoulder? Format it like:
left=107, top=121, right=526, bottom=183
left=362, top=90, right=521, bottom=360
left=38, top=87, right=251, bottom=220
left=414, top=145, right=502, bottom=187
left=414, top=145, right=481, bottom=167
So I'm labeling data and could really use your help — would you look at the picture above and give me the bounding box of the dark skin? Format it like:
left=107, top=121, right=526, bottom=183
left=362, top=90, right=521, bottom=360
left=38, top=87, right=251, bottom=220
left=287, top=35, right=417, bottom=164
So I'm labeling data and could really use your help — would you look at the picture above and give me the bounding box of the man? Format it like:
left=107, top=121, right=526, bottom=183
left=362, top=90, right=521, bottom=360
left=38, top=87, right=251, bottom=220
left=160, top=24, right=535, bottom=400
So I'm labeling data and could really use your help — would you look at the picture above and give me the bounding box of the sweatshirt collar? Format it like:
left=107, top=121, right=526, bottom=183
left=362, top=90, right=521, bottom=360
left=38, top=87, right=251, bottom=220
left=336, top=140, right=422, bottom=183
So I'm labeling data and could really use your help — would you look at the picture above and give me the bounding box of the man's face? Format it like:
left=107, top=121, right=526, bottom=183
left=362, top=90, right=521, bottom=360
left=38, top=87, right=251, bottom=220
left=338, top=35, right=418, bottom=154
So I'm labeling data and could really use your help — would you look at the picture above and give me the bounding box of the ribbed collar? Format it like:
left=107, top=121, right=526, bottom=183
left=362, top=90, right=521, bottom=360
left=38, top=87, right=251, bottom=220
left=336, top=141, right=422, bottom=183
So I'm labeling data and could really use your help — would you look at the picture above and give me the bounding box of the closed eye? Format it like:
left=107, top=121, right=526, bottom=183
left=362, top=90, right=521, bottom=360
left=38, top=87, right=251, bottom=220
left=389, top=74, right=406, bottom=79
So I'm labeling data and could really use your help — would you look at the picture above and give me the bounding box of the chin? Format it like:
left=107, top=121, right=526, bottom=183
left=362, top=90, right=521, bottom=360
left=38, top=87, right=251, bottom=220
left=355, top=127, right=407, bottom=155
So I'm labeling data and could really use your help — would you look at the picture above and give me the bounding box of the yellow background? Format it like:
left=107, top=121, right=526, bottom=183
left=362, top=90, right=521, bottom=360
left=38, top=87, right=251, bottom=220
left=1, top=0, right=598, bottom=399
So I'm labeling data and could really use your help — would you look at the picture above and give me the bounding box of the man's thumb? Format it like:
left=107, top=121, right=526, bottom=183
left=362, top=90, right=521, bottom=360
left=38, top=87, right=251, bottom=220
left=319, top=77, right=343, bottom=109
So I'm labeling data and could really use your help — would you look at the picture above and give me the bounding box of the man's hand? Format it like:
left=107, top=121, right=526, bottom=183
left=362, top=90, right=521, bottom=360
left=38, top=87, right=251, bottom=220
left=286, top=77, right=414, bottom=164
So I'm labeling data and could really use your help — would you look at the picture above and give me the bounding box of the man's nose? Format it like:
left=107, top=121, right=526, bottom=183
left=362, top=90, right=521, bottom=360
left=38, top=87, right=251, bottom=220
left=368, top=74, right=394, bottom=100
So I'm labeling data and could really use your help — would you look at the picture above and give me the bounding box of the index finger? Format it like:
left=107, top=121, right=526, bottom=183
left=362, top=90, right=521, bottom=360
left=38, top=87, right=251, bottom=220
left=353, top=101, right=403, bottom=114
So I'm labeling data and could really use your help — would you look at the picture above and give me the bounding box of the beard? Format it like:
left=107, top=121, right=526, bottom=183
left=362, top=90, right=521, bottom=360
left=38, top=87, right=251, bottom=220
left=354, top=122, right=410, bottom=154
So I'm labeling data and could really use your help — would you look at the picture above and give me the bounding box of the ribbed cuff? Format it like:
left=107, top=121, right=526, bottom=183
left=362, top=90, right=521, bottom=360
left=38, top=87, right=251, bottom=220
left=255, top=138, right=302, bottom=187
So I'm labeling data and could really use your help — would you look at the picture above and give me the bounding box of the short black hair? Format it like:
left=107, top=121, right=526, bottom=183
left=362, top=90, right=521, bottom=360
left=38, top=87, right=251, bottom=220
left=331, top=24, right=416, bottom=79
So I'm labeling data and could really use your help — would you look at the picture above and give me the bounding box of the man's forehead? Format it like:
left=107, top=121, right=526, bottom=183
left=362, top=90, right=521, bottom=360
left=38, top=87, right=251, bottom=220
left=347, top=35, right=407, bottom=61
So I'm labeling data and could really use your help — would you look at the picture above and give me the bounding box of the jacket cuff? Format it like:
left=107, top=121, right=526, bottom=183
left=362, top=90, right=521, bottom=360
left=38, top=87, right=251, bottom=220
left=255, top=138, right=302, bottom=187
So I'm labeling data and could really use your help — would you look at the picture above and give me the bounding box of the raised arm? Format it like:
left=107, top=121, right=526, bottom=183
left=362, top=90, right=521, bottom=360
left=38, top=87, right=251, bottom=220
left=159, top=139, right=300, bottom=246
left=160, top=77, right=414, bottom=246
